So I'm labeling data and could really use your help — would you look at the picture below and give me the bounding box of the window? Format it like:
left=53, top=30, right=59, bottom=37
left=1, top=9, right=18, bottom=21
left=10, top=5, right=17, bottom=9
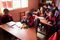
left=0, top=0, right=28, bottom=13
left=21, top=0, right=28, bottom=8
left=12, top=0, right=28, bottom=9
left=12, top=0, right=21, bottom=9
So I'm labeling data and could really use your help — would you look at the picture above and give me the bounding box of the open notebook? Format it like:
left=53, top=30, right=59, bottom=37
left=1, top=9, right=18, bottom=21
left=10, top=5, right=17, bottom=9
left=6, top=21, right=23, bottom=28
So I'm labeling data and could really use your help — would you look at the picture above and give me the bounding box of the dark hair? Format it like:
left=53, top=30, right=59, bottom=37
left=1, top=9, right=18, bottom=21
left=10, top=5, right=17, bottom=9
left=52, top=2, right=55, bottom=4
left=55, top=7, right=59, bottom=11
left=3, top=8, right=9, bottom=13
left=27, top=12, right=33, bottom=16
left=52, top=2, right=56, bottom=7
left=49, top=11, right=54, bottom=17
left=46, top=8, right=50, bottom=12
left=30, top=9, right=35, bottom=12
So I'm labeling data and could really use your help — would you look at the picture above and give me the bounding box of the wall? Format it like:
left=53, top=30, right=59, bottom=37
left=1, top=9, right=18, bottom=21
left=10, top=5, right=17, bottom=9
left=9, top=0, right=38, bottom=22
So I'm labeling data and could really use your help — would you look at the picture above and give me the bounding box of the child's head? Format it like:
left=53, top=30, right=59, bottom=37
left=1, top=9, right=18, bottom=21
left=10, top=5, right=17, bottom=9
left=3, top=8, right=9, bottom=15
left=26, top=12, right=33, bottom=19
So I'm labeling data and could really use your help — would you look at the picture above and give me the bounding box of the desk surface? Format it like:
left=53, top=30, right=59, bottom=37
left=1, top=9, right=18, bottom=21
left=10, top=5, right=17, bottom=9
left=0, top=24, right=37, bottom=40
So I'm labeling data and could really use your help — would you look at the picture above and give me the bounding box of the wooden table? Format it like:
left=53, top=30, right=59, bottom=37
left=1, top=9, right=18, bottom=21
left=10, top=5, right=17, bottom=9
left=0, top=24, right=37, bottom=40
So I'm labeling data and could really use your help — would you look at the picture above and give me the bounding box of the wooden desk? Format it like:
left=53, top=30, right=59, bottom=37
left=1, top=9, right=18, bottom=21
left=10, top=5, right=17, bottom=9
left=0, top=24, right=37, bottom=40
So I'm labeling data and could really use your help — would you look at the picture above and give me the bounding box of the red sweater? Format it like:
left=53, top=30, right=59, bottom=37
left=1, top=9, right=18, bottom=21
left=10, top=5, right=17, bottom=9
left=1, top=15, right=13, bottom=24
left=27, top=16, right=35, bottom=27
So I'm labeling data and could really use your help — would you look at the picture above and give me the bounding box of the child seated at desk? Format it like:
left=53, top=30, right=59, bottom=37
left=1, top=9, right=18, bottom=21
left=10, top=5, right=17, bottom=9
left=21, top=11, right=35, bottom=28
left=1, top=8, right=13, bottom=24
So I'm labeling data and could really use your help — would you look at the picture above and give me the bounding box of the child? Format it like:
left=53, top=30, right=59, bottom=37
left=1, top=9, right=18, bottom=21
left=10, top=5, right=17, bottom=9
left=1, top=8, right=13, bottom=24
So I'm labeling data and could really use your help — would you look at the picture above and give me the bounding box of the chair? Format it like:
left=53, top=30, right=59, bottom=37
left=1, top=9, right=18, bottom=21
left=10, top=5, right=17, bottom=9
left=48, top=32, right=57, bottom=40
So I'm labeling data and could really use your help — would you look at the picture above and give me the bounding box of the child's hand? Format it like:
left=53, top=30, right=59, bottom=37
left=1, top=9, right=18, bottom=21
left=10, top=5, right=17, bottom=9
left=21, top=23, right=27, bottom=29
left=48, top=21, right=51, bottom=24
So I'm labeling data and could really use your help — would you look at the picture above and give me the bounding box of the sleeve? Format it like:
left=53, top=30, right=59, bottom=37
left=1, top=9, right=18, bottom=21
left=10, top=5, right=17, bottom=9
left=27, top=16, right=35, bottom=27
left=21, top=16, right=27, bottom=24
left=9, top=16, right=13, bottom=21
left=1, top=15, right=7, bottom=24
left=1, top=15, right=13, bottom=24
